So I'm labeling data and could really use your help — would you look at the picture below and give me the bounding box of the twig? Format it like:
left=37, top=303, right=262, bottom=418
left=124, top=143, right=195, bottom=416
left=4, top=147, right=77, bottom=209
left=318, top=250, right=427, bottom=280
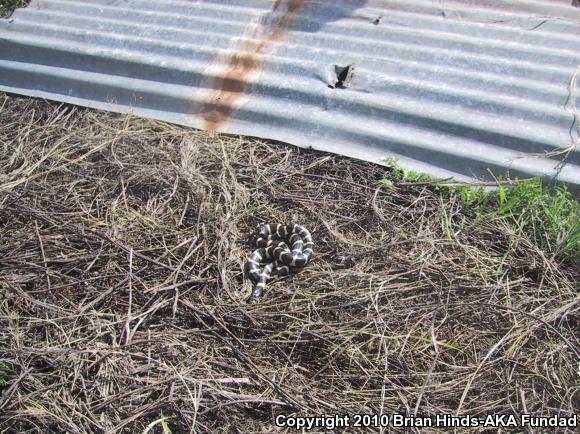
left=124, top=248, right=133, bottom=345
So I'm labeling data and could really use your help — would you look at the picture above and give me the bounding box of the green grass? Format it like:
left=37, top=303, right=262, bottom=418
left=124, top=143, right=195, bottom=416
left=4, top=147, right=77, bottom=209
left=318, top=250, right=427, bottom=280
left=0, top=0, right=29, bottom=18
left=0, top=371, right=6, bottom=389
left=383, top=158, right=580, bottom=260
left=141, top=413, right=172, bottom=434
left=494, top=177, right=579, bottom=258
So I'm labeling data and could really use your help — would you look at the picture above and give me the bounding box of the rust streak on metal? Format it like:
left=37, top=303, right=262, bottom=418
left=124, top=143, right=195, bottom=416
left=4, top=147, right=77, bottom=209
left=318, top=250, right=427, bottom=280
left=200, top=0, right=305, bottom=131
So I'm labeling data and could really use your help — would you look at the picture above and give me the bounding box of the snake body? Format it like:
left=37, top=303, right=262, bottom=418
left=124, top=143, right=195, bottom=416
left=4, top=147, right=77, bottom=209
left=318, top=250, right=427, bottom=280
left=245, top=224, right=314, bottom=301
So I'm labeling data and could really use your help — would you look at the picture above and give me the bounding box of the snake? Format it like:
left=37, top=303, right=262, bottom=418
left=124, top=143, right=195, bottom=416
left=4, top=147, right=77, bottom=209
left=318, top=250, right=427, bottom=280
left=244, top=224, right=314, bottom=302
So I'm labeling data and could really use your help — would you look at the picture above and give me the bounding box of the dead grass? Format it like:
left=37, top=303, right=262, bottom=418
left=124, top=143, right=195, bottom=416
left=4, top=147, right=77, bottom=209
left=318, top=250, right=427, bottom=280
left=0, top=92, right=578, bottom=433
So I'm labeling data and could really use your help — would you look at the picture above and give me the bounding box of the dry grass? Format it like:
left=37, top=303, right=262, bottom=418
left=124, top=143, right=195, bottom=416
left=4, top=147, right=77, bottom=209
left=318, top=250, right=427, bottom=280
left=0, top=92, right=578, bottom=433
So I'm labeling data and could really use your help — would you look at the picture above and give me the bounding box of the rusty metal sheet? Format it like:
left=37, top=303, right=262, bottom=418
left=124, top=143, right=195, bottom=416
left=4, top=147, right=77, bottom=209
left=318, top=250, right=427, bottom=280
left=1, top=0, right=579, bottom=188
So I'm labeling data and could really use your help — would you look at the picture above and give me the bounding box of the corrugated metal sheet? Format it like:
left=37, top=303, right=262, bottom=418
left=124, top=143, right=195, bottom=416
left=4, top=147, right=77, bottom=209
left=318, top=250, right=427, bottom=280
left=1, top=0, right=580, bottom=188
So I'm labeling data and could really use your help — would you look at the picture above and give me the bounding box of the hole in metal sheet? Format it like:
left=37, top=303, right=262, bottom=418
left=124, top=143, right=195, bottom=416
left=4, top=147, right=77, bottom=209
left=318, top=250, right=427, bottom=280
left=329, top=63, right=356, bottom=89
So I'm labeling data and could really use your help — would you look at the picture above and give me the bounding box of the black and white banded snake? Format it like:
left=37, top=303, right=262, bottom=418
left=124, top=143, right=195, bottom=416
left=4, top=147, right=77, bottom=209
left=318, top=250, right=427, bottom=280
left=244, top=224, right=314, bottom=301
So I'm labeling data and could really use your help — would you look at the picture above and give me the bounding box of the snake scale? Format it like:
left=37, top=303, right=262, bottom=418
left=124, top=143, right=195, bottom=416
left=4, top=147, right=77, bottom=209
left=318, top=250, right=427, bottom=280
left=245, top=224, right=314, bottom=301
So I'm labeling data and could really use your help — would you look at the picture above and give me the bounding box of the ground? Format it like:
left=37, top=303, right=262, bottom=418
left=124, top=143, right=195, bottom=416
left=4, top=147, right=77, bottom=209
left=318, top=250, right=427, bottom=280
left=0, top=92, right=578, bottom=433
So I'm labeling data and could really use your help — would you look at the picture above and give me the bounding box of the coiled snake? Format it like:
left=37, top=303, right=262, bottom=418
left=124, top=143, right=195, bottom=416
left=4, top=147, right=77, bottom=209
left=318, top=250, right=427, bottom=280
left=245, top=224, right=314, bottom=301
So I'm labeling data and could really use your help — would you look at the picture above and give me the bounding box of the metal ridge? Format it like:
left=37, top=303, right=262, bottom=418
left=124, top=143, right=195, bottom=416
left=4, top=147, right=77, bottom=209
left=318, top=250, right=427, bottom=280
left=1, top=0, right=579, bottom=189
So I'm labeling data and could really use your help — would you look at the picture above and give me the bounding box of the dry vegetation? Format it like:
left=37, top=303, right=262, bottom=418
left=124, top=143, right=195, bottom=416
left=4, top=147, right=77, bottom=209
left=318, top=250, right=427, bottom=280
left=0, top=93, right=578, bottom=433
